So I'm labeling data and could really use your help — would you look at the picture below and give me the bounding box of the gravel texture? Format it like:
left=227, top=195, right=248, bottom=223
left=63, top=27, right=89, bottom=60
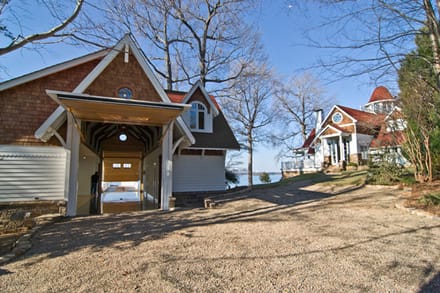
left=1, top=181, right=439, bottom=292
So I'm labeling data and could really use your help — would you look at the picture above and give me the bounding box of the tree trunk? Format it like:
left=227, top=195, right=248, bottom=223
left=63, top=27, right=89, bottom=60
left=247, top=132, right=253, bottom=188
left=423, top=0, right=440, bottom=88
left=164, top=13, right=173, bottom=90
left=301, top=95, right=306, bottom=143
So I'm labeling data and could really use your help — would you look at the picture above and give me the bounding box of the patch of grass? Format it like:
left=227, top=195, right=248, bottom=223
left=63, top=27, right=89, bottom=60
left=319, top=170, right=367, bottom=187
left=252, top=172, right=328, bottom=189
left=418, top=193, right=440, bottom=206
left=253, top=170, right=367, bottom=190
left=399, top=174, right=417, bottom=186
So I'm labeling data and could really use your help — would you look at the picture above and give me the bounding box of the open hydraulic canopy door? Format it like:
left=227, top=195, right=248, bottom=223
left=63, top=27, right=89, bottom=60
left=46, top=90, right=190, bottom=126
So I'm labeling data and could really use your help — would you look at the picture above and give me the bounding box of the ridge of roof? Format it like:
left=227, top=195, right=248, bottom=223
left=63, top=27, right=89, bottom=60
left=337, top=105, right=384, bottom=124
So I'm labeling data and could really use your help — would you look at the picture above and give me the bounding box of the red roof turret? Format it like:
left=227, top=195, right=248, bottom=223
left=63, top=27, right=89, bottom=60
left=368, top=86, right=393, bottom=103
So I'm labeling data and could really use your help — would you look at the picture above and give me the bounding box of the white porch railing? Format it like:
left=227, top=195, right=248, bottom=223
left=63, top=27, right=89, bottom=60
left=281, top=158, right=321, bottom=171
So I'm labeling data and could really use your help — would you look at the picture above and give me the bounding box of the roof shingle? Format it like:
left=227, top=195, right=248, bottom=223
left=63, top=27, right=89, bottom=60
left=368, top=86, right=394, bottom=103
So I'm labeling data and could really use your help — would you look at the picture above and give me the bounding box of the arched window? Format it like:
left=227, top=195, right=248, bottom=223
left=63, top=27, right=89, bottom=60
left=190, top=102, right=207, bottom=130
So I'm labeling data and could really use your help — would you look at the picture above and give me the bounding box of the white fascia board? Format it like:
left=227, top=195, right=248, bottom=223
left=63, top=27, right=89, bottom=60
left=185, top=147, right=231, bottom=151
left=384, top=106, right=402, bottom=121
left=124, top=35, right=195, bottom=143
left=73, top=41, right=124, bottom=93
left=182, top=80, right=220, bottom=116
left=335, top=106, right=357, bottom=123
left=0, top=50, right=107, bottom=92
left=320, top=105, right=338, bottom=126
left=316, top=125, right=351, bottom=140
left=320, top=124, right=342, bottom=134
left=127, top=34, right=172, bottom=104
left=323, top=105, right=358, bottom=124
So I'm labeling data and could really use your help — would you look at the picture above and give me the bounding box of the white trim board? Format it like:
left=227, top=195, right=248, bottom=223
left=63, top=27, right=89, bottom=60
left=0, top=50, right=107, bottom=92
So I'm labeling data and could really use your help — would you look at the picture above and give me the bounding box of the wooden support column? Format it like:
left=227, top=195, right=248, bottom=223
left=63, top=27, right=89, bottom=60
left=66, top=112, right=81, bottom=216
left=161, top=121, right=174, bottom=211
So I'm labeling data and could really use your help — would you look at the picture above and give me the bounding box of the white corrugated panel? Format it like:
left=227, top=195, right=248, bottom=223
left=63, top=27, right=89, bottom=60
left=0, top=145, right=68, bottom=202
left=173, top=154, right=226, bottom=192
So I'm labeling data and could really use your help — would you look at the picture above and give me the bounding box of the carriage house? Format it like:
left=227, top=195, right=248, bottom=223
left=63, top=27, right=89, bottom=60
left=0, top=34, right=239, bottom=216
left=281, top=86, right=406, bottom=177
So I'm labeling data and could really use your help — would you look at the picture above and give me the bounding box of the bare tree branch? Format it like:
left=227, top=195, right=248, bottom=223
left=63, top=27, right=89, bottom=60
left=0, top=0, right=84, bottom=56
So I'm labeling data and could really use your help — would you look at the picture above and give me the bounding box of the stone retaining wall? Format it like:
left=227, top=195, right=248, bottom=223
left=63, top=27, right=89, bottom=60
left=0, top=201, right=66, bottom=234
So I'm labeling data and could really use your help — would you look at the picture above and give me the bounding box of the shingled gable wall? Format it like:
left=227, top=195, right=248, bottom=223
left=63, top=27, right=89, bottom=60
left=323, top=107, right=354, bottom=127
left=85, top=52, right=162, bottom=102
left=185, top=88, right=211, bottom=112
left=0, top=58, right=101, bottom=145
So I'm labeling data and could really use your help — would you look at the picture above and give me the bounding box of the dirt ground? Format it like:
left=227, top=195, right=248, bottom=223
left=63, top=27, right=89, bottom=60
left=403, top=182, right=440, bottom=217
left=1, top=181, right=439, bottom=292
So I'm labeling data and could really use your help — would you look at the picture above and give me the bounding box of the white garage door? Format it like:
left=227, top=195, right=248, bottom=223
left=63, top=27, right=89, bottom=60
left=0, top=146, right=68, bottom=202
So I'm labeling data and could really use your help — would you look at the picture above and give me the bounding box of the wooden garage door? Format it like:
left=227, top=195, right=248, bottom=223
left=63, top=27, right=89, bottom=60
left=103, top=156, right=140, bottom=182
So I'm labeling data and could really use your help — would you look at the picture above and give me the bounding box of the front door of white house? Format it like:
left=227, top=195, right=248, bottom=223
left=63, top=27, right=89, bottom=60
left=329, top=139, right=340, bottom=165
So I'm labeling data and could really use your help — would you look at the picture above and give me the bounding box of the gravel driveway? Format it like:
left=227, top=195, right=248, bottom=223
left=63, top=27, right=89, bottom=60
left=1, top=181, right=439, bottom=292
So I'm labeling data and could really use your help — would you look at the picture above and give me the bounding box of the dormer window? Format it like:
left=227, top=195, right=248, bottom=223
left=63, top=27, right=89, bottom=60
left=190, top=102, right=207, bottom=130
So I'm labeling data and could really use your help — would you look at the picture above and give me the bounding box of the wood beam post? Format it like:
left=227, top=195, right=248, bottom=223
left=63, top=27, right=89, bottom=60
left=66, top=112, right=81, bottom=216
left=161, top=121, right=174, bottom=211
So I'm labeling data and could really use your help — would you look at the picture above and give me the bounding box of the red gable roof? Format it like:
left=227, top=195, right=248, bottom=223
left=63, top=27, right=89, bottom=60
left=302, top=128, right=316, bottom=148
left=370, top=129, right=405, bottom=148
left=338, top=105, right=384, bottom=126
left=165, top=90, right=220, bottom=110
left=166, top=90, right=186, bottom=104
left=368, top=86, right=393, bottom=103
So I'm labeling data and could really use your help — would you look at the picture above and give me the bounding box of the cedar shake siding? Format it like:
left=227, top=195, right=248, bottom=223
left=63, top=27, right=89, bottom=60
left=185, top=88, right=211, bottom=112
left=85, top=53, right=162, bottom=102
left=0, top=59, right=101, bottom=145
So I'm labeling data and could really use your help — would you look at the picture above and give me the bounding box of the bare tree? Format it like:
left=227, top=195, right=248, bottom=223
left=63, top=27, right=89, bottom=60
left=170, top=0, right=255, bottom=88
left=99, top=0, right=259, bottom=91
left=113, top=0, right=191, bottom=90
left=0, top=0, right=84, bottom=56
left=222, top=62, right=274, bottom=187
left=272, top=72, right=333, bottom=157
left=289, top=1, right=440, bottom=87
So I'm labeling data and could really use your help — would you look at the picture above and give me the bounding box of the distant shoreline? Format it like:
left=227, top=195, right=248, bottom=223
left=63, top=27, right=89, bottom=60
left=235, top=172, right=281, bottom=176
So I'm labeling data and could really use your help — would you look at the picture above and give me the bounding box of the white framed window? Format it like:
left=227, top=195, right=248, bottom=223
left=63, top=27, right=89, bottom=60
left=360, top=145, right=369, bottom=160
left=190, top=102, right=207, bottom=131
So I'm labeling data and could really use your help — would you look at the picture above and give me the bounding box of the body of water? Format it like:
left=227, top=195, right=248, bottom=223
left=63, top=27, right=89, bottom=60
left=232, top=173, right=282, bottom=187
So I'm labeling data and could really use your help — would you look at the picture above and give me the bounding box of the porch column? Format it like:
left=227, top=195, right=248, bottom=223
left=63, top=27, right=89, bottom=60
left=339, top=135, right=344, bottom=163
left=161, top=121, right=174, bottom=211
left=66, top=112, right=81, bottom=216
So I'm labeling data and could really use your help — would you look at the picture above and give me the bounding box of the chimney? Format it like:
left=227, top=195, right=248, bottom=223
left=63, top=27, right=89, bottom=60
left=314, top=109, right=323, bottom=133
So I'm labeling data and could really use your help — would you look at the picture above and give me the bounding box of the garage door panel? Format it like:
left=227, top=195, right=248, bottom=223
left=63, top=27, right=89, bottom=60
left=103, top=157, right=140, bottom=182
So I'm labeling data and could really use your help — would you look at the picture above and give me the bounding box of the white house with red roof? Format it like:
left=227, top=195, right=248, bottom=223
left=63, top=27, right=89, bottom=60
left=281, top=86, right=406, bottom=177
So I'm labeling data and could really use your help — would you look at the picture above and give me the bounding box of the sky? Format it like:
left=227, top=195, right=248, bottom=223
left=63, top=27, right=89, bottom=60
left=0, top=1, right=400, bottom=173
